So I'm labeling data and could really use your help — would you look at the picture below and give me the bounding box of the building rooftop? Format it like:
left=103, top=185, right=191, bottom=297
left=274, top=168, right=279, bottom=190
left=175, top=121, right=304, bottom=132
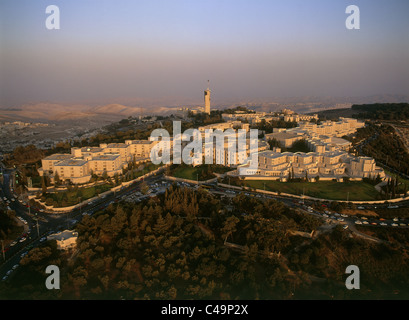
left=47, top=230, right=78, bottom=241
left=266, top=132, right=302, bottom=140
left=126, top=140, right=153, bottom=145
left=81, top=147, right=104, bottom=153
left=330, top=137, right=351, bottom=146
left=106, top=143, right=128, bottom=148
left=259, top=151, right=286, bottom=159
left=54, top=158, right=88, bottom=167
left=91, top=154, right=121, bottom=161
left=43, top=154, right=73, bottom=161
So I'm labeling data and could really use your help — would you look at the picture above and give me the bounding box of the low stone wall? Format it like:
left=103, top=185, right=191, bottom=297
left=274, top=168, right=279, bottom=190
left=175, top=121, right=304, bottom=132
left=241, top=175, right=363, bottom=182
left=217, top=183, right=409, bottom=204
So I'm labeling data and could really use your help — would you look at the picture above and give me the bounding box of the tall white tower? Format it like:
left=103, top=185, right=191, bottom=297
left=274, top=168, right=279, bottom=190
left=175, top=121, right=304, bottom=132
left=204, top=80, right=211, bottom=115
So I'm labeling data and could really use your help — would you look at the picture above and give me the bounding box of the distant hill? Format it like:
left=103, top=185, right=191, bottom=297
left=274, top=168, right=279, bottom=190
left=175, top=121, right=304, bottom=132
left=350, top=103, right=409, bottom=120
left=313, top=108, right=358, bottom=120
left=2, top=94, right=408, bottom=124
left=0, top=103, right=144, bottom=123
left=314, top=103, right=409, bottom=121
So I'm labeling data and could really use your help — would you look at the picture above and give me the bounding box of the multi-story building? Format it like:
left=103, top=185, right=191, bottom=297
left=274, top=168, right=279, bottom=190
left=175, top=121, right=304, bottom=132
left=221, top=109, right=318, bottom=124
left=100, top=143, right=131, bottom=164
left=89, top=154, right=122, bottom=177
left=38, top=154, right=75, bottom=176
left=71, top=147, right=105, bottom=159
left=38, top=140, right=154, bottom=184
left=47, top=230, right=78, bottom=250
left=125, top=140, right=154, bottom=159
left=54, top=158, right=90, bottom=184
left=265, top=131, right=305, bottom=148
left=238, top=150, right=384, bottom=181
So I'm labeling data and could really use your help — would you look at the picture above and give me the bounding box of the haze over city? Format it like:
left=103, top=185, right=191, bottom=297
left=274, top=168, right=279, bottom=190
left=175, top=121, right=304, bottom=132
left=1, top=0, right=408, bottom=109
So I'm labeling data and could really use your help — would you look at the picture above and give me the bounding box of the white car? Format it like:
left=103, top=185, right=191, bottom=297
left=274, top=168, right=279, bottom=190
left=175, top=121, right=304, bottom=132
left=355, top=221, right=362, bottom=225
left=380, top=222, right=387, bottom=226
left=19, top=237, right=26, bottom=242
left=391, top=223, right=398, bottom=227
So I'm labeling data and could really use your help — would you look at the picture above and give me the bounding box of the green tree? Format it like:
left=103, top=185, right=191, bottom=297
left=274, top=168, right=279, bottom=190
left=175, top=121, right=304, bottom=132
left=221, top=216, right=240, bottom=242
left=54, top=171, right=61, bottom=186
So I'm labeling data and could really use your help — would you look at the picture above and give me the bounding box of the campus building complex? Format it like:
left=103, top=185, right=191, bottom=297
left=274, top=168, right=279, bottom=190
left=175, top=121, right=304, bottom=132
left=236, top=116, right=384, bottom=181
left=38, top=140, right=155, bottom=184
left=38, top=109, right=383, bottom=184
left=195, top=121, right=266, bottom=167
left=265, top=117, right=364, bottom=152
left=221, top=109, right=319, bottom=124
left=238, top=150, right=384, bottom=181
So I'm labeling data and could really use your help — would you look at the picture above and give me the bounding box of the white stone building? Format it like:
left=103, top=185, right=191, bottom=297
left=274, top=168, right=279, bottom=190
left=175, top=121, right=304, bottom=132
left=47, top=230, right=78, bottom=250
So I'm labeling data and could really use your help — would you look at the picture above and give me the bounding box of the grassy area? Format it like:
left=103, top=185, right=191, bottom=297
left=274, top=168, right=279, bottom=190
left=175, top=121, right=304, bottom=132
left=45, top=183, right=113, bottom=207
left=172, top=166, right=204, bottom=181
left=170, top=164, right=229, bottom=181
left=133, top=162, right=162, bottom=178
left=241, top=180, right=380, bottom=201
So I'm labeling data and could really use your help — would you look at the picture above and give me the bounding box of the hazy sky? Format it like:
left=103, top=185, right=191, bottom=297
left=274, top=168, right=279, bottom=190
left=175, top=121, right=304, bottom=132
left=1, top=0, right=408, bottom=107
